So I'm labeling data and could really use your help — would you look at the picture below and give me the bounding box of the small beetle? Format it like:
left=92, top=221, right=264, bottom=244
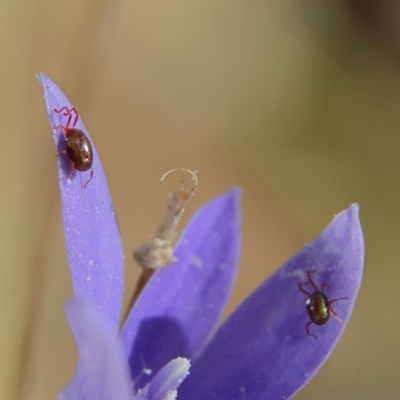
left=298, top=270, right=348, bottom=340
left=53, top=106, right=93, bottom=188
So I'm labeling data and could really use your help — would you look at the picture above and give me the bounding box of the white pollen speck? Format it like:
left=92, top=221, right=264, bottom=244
left=191, top=255, right=203, bottom=268
left=89, top=259, right=93, bottom=265
left=143, top=368, right=152, bottom=376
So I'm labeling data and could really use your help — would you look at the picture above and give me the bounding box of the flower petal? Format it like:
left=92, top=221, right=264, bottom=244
left=178, top=204, right=364, bottom=400
left=58, top=298, right=132, bottom=400
left=37, top=73, right=124, bottom=325
left=121, top=187, right=242, bottom=388
left=136, top=357, right=190, bottom=400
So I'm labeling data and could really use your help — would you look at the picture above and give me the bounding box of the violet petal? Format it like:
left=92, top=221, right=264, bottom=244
left=121, top=188, right=242, bottom=388
left=37, top=73, right=124, bottom=325
left=178, top=204, right=364, bottom=400
left=58, top=298, right=132, bottom=400
left=136, top=357, right=190, bottom=400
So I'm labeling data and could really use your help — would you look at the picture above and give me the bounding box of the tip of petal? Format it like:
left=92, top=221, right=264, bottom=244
left=224, top=185, right=243, bottom=203
left=333, top=203, right=364, bottom=262
left=337, top=203, right=359, bottom=219
left=36, top=72, right=52, bottom=87
left=349, top=202, right=359, bottom=212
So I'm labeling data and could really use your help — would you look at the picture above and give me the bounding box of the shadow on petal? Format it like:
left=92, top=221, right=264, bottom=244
left=128, top=316, right=191, bottom=390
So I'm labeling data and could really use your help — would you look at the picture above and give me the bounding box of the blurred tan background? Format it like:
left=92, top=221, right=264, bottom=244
left=1, top=0, right=400, bottom=399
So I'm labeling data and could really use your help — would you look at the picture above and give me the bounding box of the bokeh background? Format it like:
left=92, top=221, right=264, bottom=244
left=1, top=1, right=400, bottom=399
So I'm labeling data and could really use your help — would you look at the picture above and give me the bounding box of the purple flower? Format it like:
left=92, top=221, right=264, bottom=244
left=38, top=73, right=364, bottom=400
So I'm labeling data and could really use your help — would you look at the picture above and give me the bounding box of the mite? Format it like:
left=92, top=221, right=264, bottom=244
left=53, top=106, right=93, bottom=188
left=298, top=270, right=348, bottom=340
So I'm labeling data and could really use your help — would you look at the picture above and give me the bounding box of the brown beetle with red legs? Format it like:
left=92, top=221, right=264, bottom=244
left=53, top=106, right=93, bottom=188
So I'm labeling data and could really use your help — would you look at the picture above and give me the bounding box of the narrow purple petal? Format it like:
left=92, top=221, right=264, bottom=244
left=179, top=204, right=364, bottom=400
left=121, top=188, right=242, bottom=388
left=58, top=298, right=132, bottom=400
left=37, top=73, right=124, bottom=325
left=137, top=357, right=190, bottom=400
